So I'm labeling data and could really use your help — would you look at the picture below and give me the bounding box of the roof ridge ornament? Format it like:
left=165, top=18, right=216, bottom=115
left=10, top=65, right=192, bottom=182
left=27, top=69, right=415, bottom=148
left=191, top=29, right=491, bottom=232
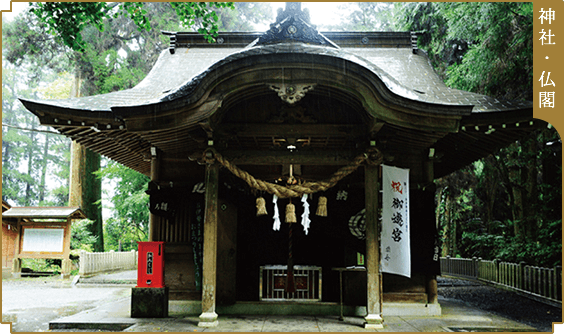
left=276, top=3, right=309, bottom=24
left=253, top=2, right=339, bottom=48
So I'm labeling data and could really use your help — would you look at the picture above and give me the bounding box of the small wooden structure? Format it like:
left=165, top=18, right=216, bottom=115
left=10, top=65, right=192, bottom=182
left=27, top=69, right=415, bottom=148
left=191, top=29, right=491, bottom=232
left=2, top=200, right=17, bottom=269
left=2, top=206, right=86, bottom=278
left=19, top=3, right=538, bottom=327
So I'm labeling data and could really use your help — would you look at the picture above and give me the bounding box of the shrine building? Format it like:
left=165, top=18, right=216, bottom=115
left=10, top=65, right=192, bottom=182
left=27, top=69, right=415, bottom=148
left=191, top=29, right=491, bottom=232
left=20, top=3, right=539, bottom=328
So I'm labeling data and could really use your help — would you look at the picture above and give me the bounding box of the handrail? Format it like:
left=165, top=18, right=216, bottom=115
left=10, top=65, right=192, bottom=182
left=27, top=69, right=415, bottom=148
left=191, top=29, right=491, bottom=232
left=79, top=250, right=137, bottom=276
left=440, top=256, right=562, bottom=308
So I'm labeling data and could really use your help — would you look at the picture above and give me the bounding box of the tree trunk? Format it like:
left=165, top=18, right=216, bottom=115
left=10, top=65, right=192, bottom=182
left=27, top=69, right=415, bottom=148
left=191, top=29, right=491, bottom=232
left=435, top=187, right=443, bottom=231
left=483, top=156, right=499, bottom=234
left=38, top=135, right=50, bottom=203
left=24, top=121, right=37, bottom=206
left=523, top=137, right=539, bottom=241
left=2, top=139, right=11, bottom=195
left=509, top=166, right=524, bottom=240
left=450, top=196, right=457, bottom=256
left=68, top=69, right=104, bottom=252
left=494, top=153, right=517, bottom=228
left=69, top=141, right=104, bottom=251
left=441, top=192, right=453, bottom=257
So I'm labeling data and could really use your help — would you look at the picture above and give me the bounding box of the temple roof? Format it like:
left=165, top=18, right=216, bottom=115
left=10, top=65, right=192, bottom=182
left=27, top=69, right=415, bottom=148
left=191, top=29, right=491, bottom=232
left=2, top=207, right=86, bottom=220
left=20, top=33, right=531, bottom=115
left=19, top=4, right=537, bottom=180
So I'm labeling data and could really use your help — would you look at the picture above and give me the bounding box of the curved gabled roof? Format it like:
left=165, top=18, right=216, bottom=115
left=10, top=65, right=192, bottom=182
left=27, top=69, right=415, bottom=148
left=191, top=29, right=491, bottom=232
left=20, top=36, right=531, bottom=117
left=19, top=3, right=536, bottom=179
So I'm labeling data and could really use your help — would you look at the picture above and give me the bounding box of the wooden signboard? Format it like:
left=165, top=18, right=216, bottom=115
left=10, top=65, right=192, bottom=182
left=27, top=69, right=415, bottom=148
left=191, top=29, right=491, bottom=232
left=18, top=224, right=69, bottom=258
left=22, top=227, right=65, bottom=253
left=2, top=207, right=86, bottom=278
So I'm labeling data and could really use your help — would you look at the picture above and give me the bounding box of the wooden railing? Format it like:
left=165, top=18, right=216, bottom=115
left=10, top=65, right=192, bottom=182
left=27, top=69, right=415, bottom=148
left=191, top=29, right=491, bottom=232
left=79, top=250, right=137, bottom=276
left=440, top=256, right=562, bottom=307
left=259, top=265, right=322, bottom=302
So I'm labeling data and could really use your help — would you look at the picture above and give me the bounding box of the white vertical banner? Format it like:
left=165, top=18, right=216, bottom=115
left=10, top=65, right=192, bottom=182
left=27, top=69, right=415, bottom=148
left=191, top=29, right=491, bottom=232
left=381, top=165, right=410, bottom=278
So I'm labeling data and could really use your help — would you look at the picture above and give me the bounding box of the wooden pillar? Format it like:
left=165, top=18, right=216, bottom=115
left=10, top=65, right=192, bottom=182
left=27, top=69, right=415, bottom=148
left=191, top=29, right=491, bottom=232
left=198, top=161, right=219, bottom=327
left=426, top=276, right=438, bottom=304
left=149, top=150, right=160, bottom=241
left=423, top=159, right=439, bottom=304
left=11, top=219, right=22, bottom=278
left=61, top=217, right=73, bottom=278
left=364, top=164, right=383, bottom=329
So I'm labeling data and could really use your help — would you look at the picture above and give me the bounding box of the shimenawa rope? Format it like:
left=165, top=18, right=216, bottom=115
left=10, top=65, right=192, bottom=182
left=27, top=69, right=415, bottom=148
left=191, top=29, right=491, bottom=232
left=203, top=147, right=383, bottom=198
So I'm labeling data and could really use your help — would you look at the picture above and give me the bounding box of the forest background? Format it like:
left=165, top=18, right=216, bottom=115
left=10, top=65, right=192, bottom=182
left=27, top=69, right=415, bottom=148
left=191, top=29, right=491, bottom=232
left=2, top=2, right=561, bottom=272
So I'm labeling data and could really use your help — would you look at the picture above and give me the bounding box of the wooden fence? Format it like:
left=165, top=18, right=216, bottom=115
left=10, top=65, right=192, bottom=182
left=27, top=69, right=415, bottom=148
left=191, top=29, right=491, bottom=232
left=79, top=250, right=137, bottom=276
left=440, top=256, right=562, bottom=307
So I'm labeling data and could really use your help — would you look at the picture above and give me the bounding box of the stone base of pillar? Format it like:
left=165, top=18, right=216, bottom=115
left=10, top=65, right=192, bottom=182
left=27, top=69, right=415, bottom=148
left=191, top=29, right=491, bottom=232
left=198, top=311, right=219, bottom=327
left=364, top=314, right=384, bottom=329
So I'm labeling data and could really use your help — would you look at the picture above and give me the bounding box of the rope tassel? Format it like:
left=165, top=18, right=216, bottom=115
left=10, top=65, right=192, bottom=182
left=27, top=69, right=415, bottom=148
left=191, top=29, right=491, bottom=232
left=256, top=197, right=267, bottom=216
left=286, top=202, right=297, bottom=223
left=316, top=196, right=328, bottom=217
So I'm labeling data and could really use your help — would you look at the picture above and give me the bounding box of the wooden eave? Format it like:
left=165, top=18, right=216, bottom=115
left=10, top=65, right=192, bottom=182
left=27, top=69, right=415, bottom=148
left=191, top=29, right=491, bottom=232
left=2, top=200, right=11, bottom=213
left=433, top=117, right=542, bottom=178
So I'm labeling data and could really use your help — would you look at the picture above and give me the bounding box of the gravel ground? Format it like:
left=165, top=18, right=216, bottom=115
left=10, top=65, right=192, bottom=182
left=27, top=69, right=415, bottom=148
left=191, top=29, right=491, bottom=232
left=438, top=277, right=561, bottom=332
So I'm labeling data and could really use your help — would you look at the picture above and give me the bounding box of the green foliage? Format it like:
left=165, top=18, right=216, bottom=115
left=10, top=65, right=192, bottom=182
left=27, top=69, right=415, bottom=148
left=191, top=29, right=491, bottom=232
left=436, top=127, right=562, bottom=267
left=395, top=2, right=533, bottom=100
left=96, top=160, right=150, bottom=251
left=444, top=3, right=533, bottom=100
left=21, top=258, right=60, bottom=274
left=71, top=219, right=99, bottom=252
left=2, top=60, right=72, bottom=206
left=215, top=2, right=273, bottom=32
left=30, top=2, right=107, bottom=52
left=171, top=2, right=234, bottom=42
left=116, top=3, right=151, bottom=32
left=462, top=220, right=562, bottom=268
left=30, top=2, right=234, bottom=51
left=80, top=46, right=146, bottom=94
left=2, top=1, right=241, bottom=244
left=321, top=3, right=395, bottom=31
left=2, top=6, right=70, bottom=72
left=395, top=2, right=552, bottom=267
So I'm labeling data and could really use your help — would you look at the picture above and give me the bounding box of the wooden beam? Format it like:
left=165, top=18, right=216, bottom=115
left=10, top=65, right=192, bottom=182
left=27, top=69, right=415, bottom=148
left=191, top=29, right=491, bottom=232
left=220, top=149, right=362, bottom=165
left=217, top=123, right=362, bottom=138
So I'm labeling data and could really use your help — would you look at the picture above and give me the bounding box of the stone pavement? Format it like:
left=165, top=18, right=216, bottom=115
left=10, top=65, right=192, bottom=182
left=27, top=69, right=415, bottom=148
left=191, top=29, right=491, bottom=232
left=4, top=270, right=560, bottom=332
left=50, top=297, right=542, bottom=332
left=50, top=281, right=541, bottom=332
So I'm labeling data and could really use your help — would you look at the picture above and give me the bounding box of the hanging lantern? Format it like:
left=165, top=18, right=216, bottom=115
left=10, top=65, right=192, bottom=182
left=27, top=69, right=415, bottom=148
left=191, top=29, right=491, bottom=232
left=256, top=197, right=267, bottom=216
left=316, top=196, right=328, bottom=217
left=286, top=202, right=297, bottom=223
